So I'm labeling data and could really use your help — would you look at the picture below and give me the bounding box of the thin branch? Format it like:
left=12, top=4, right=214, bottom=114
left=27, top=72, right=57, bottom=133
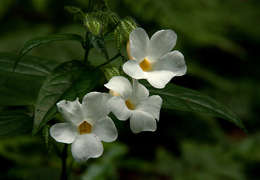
left=87, top=0, right=94, bottom=12
left=83, top=32, right=91, bottom=65
left=96, top=53, right=121, bottom=68
left=60, top=144, right=68, bottom=180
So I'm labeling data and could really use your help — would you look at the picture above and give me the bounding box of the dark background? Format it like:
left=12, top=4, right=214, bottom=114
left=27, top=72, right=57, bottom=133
left=0, top=0, right=260, bottom=179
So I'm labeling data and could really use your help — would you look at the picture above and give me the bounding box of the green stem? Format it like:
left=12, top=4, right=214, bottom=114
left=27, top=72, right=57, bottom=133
left=96, top=53, right=121, bottom=68
left=99, top=36, right=109, bottom=61
left=88, top=0, right=94, bottom=12
left=67, top=159, right=74, bottom=178
left=119, top=53, right=127, bottom=62
left=83, top=32, right=91, bottom=65
left=84, top=46, right=90, bottom=64
left=103, top=47, right=110, bottom=61
left=60, top=144, right=68, bottom=180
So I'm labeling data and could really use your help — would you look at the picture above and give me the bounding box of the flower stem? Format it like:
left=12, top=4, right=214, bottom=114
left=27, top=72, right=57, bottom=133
left=84, top=46, right=90, bottom=64
left=96, top=53, right=121, bottom=68
left=87, top=0, right=94, bottom=12
left=100, top=36, right=110, bottom=61
left=60, top=144, right=68, bottom=180
left=83, top=32, right=91, bottom=65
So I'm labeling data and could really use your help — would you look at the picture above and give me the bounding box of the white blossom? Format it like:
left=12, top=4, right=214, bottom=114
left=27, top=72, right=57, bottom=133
left=50, top=92, right=118, bottom=162
left=123, top=27, right=187, bottom=89
left=105, top=76, right=162, bottom=133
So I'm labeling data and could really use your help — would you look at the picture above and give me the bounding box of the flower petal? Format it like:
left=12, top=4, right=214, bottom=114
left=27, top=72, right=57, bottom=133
left=132, top=79, right=149, bottom=101
left=92, top=117, right=118, bottom=142
left=82, top=92, right=110, bottom=124
left=123, top=60, right=147, bottom=79
left=129, top=28, right=149, bottom=62
left=108, top=96, right=131, bottom=121
left=136, top=95, right=162, bottom=121
left=57, top=98, right=84, bottom=125
left=104, top=76, right=132, bottom=99
left=155, top=50, right=187, bottom=76
left=50, top=123, right=77, bottom=144
left=148, top=30, right=177, bottom=60
left=71, top=134, right=103, bottom=162
left=130, top=111, right=157, bottom=133
left=146, top=71, right=175, bottom=89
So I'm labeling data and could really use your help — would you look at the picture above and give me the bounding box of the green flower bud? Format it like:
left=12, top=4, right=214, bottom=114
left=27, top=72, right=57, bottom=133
left=84, top=14, right=103, bottom=36
left=114, top=17, right=137, bottom=49
left=120, top=17, right=137, bottom=39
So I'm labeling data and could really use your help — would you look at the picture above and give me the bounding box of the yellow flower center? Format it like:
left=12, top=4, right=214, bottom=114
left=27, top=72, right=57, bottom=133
left=78, top=121, right=92, bottom=134
left=109, top=90, right=121, bottom=96
left=139, top=58, right=152, bottom=71
left=125, top=99, right=135, bottom=110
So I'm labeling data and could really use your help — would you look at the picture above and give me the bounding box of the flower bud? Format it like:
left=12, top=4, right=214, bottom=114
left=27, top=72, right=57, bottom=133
left=114, top=17, right=137, bottom=50
left=84, top=14, right=102, bottom=36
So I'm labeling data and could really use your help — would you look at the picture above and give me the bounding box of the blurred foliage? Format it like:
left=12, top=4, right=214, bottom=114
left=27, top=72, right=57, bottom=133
left=0, top=0, right=260, bottom=179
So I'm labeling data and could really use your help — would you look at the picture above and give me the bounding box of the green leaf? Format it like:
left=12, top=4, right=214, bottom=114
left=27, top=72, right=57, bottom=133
left=149, top=83, right=245, bottom=129
left=0, top=52, right=58, bottom=76
left=14, top=33, right=84, bottom=70
left=0, top=110, right=33, bottom=137
left=33, top=60, right=102, bottom=134
left=0, top=72, right=45, bottom=106
left=19, top=33, right=84, bottom=57
left=0, top=52, right=58, bottom=106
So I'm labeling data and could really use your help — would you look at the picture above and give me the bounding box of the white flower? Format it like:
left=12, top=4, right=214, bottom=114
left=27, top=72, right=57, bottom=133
left=105, top=76, right=162, bottom=133
left=123, top=27, right=187, bottom=89
left=50, top=92, right=118, bottom=162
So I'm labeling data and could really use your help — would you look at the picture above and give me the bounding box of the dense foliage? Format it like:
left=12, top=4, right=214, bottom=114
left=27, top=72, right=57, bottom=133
left=0, top=0, right=259, bottom=179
